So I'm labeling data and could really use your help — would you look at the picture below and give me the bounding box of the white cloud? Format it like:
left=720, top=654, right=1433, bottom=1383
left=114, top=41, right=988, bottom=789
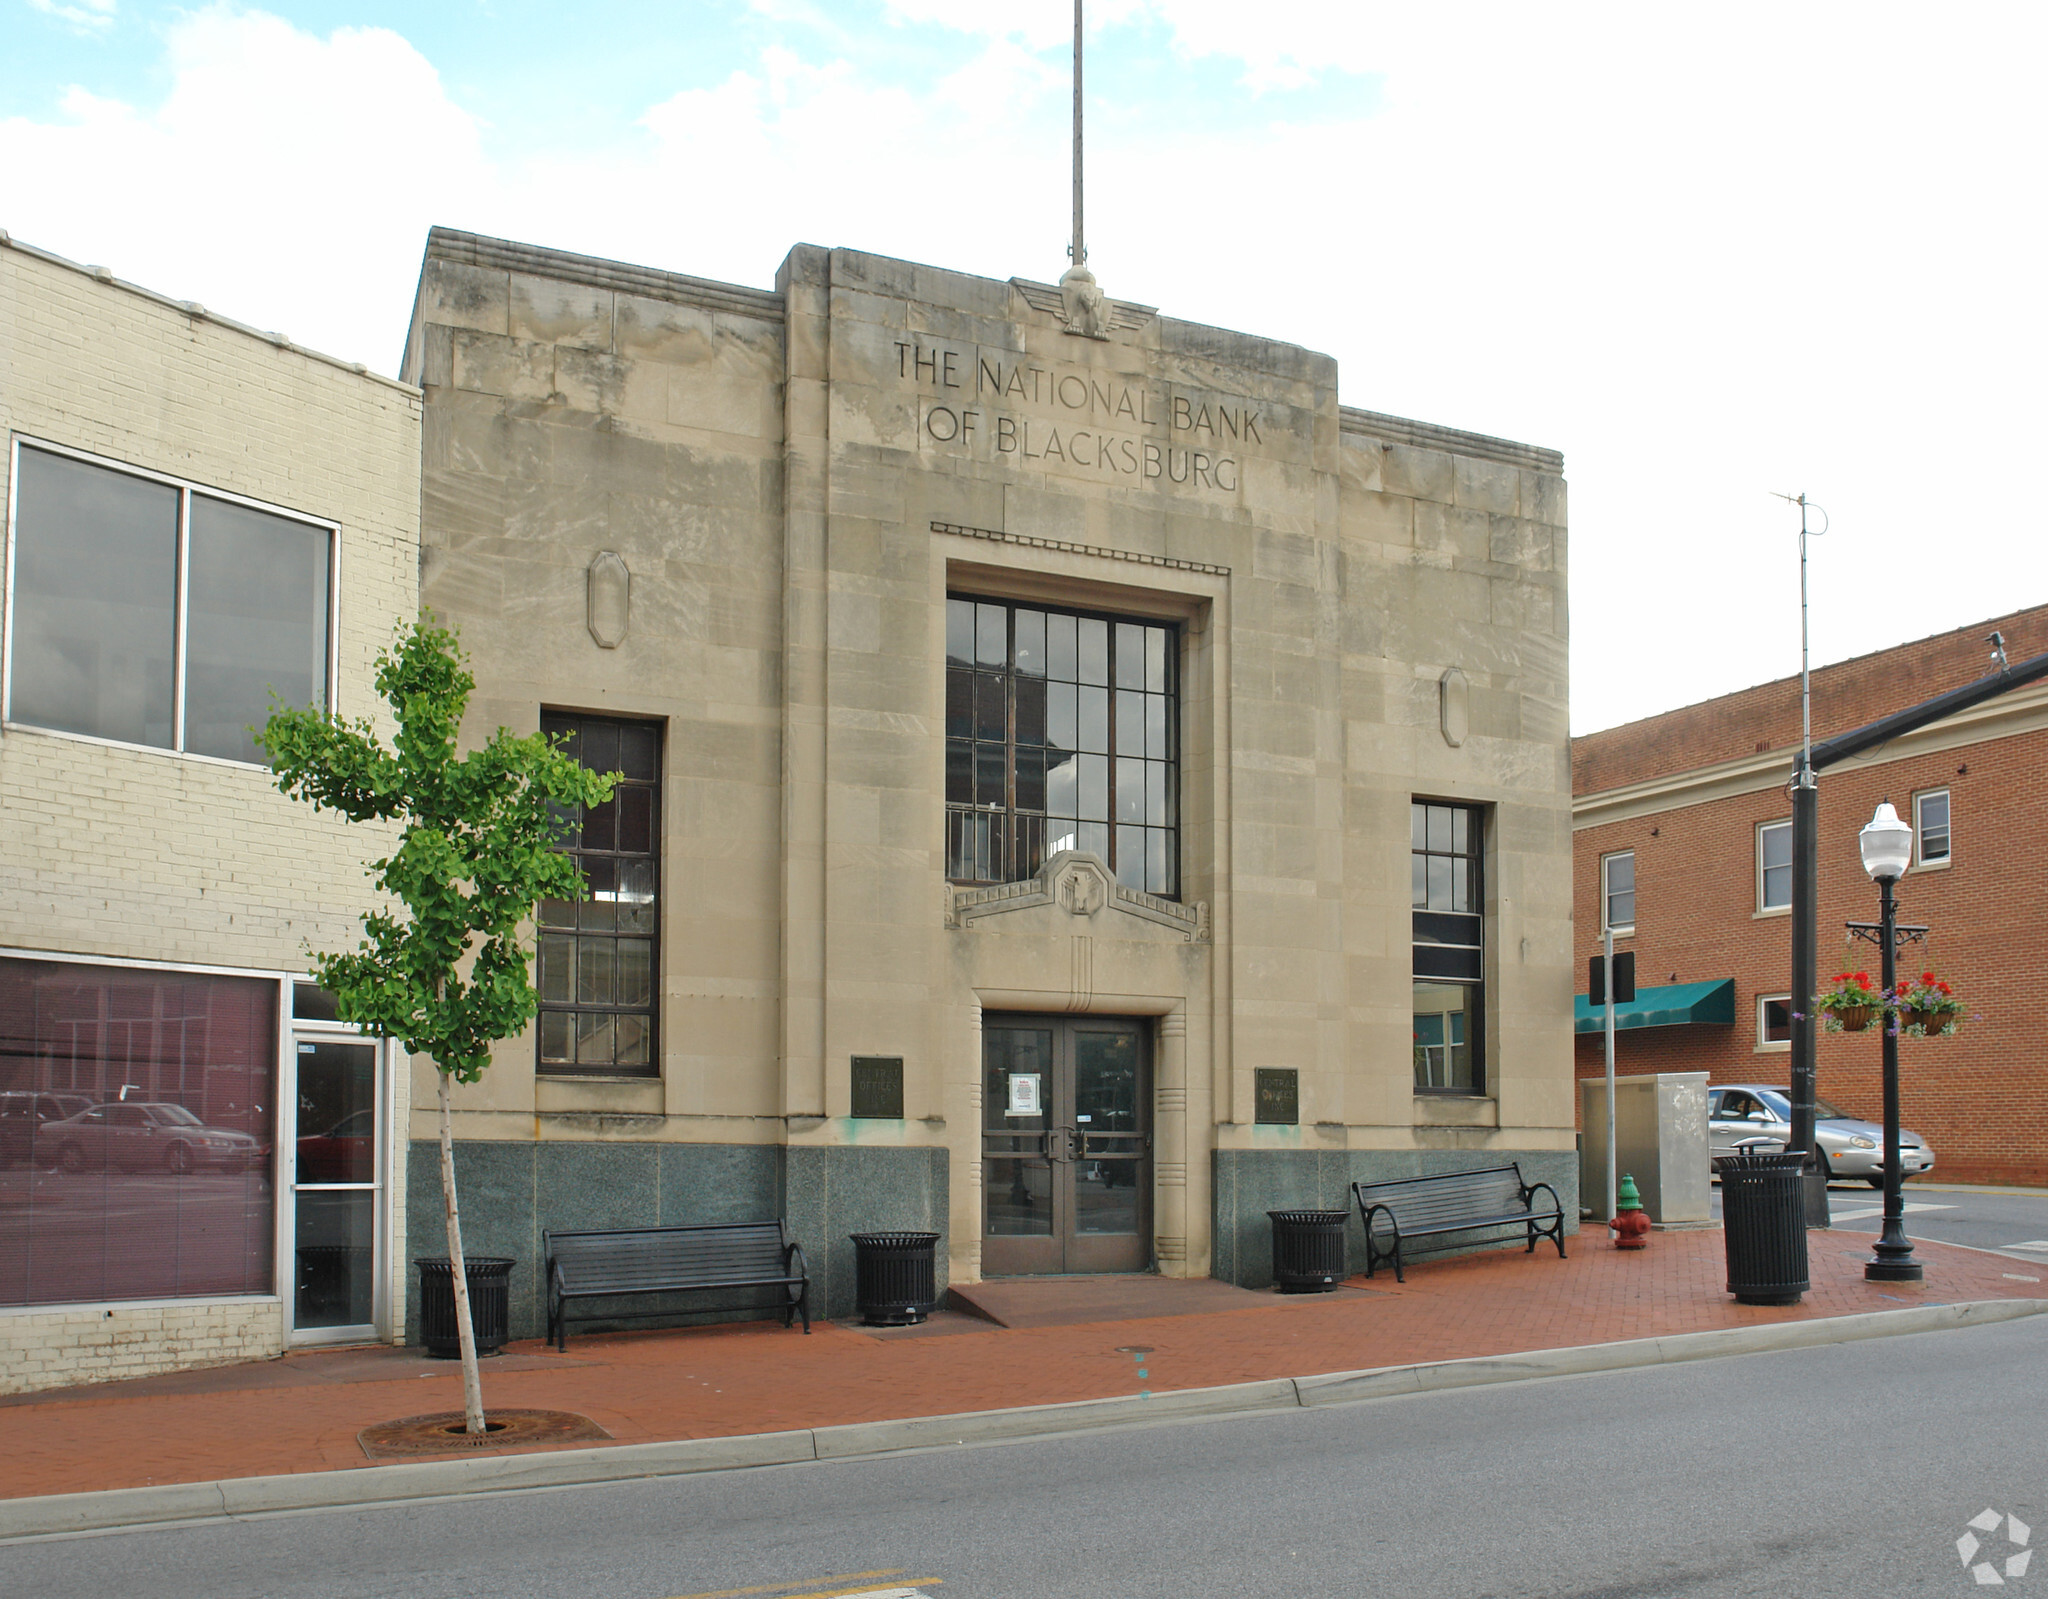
left=2, top=4, right=2043, bottom=728
left=1, top=5, right=489, bottom=372
left=27, top=0, right=117, bottom=36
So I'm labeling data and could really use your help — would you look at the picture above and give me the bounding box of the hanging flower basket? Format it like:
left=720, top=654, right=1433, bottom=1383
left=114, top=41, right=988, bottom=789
left=1816, top=972, right=1882, bottom=1034
left=1899, top=971, right=1965, bottom=1038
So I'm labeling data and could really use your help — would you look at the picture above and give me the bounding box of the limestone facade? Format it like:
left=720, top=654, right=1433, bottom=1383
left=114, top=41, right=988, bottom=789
left=402, top=228, right=1576, bottom=1326
left=0, top=234, right=420, bottom=1390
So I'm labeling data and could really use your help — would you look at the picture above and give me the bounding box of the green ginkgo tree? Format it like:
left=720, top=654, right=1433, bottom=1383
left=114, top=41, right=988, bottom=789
left=261, top=619, right=614, bottom=1434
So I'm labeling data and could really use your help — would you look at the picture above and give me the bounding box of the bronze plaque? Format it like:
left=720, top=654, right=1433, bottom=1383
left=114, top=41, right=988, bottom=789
left=851, top=1055, right=904, bottom=1119
left=1255, top=1068, right=1299, bottom=1125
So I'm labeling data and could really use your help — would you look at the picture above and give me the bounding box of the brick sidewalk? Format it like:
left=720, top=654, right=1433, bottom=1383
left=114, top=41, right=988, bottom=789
left=2, top=1231, right=2040, bottom=1501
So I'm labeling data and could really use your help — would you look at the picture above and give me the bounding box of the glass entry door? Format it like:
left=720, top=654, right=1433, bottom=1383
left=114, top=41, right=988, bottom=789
left=982, top=1016, right=1151, bottom=1275
left=290, top=1036, right=382, bottom=1341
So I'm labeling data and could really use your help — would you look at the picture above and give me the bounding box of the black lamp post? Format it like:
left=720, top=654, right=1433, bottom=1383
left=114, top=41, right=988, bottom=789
left=1857, top=801, right=1923, bottom=1284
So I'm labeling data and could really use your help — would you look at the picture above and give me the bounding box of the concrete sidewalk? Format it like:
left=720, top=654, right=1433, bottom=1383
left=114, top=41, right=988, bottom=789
left=2, top=1229, right=2042, bottom=1532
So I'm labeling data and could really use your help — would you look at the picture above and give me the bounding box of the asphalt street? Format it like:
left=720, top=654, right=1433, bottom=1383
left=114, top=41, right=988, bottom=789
left=1709, top=1182, right=2048, bottom=1267
left=4, top=1312, right=2043, bottom=1599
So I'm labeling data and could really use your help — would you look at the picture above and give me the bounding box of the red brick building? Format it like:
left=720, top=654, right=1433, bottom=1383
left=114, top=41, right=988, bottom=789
left=1572, top=604, right=2048, bottom=1186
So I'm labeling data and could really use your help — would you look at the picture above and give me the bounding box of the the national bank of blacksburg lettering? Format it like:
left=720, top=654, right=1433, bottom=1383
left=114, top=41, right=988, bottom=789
left=398, top=227, right=1576, bottom=1332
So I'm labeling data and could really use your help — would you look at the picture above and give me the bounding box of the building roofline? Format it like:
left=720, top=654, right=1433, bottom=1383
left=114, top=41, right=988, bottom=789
left=416, top=228, right=1565, bottom=474
left=1338, top=406, right=1563, bottom=475
left=1, top=228, right=420, bottom=399
left=1572, top=674, right=2048, bottom=828
left=1578, top=600, right=2048, bottom=745
left=424, top=227, right=787, bottom=323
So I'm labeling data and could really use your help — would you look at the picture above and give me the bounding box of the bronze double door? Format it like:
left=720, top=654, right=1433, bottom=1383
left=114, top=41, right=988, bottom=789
left=981, top=1016, right=1151, bottom=1275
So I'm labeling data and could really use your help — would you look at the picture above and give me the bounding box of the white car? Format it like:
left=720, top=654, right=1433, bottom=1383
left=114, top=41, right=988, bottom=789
left=1709, top=1085, right=1933, bottom=1188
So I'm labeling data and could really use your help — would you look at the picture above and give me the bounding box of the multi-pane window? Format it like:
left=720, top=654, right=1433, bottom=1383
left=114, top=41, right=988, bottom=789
left=1915, top=789, right=1951, bottom=866
left=536, top=714, right=660, bottom=1077
left=945, top=596, right=1178, bottom=896
left=1412, top=801, right=1485, bottom=1093
left=6, top=441, right=333, bottom=764
left=1601, top=850, right=1635, bottom=933
left=1757, top=819, right=1792, bottom=911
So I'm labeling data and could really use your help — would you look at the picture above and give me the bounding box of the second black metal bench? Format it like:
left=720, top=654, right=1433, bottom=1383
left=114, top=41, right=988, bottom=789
left=1352, top=1164, right=1566, bottom=1282
left=544, top=1220, right=811, bottom=1350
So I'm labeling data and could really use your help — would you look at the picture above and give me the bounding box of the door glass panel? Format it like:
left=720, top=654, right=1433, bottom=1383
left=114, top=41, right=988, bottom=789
left=1073, top=1031, right=1140, bottom=1235
left=293, top=1038, right=378, bottom=1333
left=294, top=1189, right=375, bottom=1329
left=294, top=1042, right=376, bottom=1184
left=984, top=1028, right=1052, bottom=1237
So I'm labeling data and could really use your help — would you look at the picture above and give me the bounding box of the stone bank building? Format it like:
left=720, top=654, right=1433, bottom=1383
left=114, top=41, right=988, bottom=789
left=0, top=220, right=1576, bottom=1387
left=399, top=228, right=1577, bottom=1335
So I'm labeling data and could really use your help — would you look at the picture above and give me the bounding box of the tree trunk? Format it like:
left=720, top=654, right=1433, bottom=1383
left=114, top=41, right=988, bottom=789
left=436, top=1067, right=486, bottom=1434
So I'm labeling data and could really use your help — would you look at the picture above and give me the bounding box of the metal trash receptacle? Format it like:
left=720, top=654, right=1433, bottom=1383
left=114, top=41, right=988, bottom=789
left=415, top=1256, right=515, bottom=1357
left=849, top=1231, right=940, bottom=1326
left=1719, top=1153, right=1810, bottom=1305
left=1268, top=1208, right=1350, bottom=1293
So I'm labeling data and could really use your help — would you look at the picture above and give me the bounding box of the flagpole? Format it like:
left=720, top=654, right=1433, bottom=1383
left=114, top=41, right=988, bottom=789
left=1071, top=0, right=1085, bottom=266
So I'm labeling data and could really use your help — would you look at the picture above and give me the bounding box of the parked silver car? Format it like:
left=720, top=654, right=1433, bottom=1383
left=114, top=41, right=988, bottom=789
left=1708, top=1085, right=1933, bottom=1187
left=35, top=1101, right=265, bottom=1175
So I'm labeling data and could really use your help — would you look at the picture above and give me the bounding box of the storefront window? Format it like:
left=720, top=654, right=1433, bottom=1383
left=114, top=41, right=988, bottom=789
left=0, top=959, right=277, bottom=1307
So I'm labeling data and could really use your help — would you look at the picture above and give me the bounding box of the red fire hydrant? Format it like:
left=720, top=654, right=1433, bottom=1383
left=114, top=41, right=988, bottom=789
left=1609, top=1173, right=1651, bottom=1249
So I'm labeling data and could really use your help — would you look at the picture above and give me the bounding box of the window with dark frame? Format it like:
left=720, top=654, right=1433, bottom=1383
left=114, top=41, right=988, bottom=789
left=1411, top=800, right=1485, bottom=1093
left=1915, top=788, right=1951, bottom=865
left=536, top=713, right=661, bottom=1077
left=945, top=595, right=1178, bottom=897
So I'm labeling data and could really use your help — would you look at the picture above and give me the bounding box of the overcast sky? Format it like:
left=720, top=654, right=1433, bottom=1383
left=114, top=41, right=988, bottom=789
left=6, top=2, right=2043, bottom=734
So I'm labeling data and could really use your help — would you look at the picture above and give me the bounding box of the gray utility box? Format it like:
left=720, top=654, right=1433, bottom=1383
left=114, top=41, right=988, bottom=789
left=1580, top=1072, right=1710, bottom=1225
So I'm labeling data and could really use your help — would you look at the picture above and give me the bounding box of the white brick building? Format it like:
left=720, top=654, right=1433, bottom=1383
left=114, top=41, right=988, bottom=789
left=0, top=232, right=420, bottom=1393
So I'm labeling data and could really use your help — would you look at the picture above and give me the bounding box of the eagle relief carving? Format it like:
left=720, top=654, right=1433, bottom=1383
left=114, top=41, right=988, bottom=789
left=1055, top=855, right=1109, bottom=916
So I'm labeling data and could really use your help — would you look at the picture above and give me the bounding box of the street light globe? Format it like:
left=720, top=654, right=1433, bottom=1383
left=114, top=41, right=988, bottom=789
left=1859, top=801, right=1913, bottom=881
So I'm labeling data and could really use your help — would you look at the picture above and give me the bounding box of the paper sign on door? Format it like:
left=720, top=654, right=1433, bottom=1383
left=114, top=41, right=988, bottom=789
left=1006, top=1073, right=1042, bottom=1117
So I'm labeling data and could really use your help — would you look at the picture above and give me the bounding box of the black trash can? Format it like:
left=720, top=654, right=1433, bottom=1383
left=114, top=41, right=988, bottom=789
left=849, top=1231, right=940, bottom=1326
left=1719, top=1153, right=1810, bottom=1305
left=415, top=1256, right=515, bottom=1357
left=1268, top=1208, right=1350, bottom=1293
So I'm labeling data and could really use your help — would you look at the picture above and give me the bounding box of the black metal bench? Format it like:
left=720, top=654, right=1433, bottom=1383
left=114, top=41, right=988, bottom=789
left=1352, top=1164, right=1566, bottom=1282
left=544, top=1221, right=811, bottom=1351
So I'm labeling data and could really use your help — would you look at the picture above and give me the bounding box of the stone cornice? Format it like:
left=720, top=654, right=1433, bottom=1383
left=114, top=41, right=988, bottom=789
left=1574, top=677, right=2048, bottom=829
left=424, top=227, right=786, bottom=324
left=1339, top=406, right=1563, bottom=475
left=932, top=520, right=1231, bottom=577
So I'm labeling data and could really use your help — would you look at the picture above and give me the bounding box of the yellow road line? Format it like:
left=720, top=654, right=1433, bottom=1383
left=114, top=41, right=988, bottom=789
left=663, top=1571, right=906, bottom=1599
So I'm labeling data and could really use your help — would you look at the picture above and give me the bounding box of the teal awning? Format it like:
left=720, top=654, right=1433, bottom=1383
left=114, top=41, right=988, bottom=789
left=1574, top=978, right=1735, bottom=1034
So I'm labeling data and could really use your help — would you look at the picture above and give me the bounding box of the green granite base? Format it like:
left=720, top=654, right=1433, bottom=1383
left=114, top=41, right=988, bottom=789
left=405, top=1140, right=948, bottom=1341
left=1210, top=1148, right=1581, bottom=1289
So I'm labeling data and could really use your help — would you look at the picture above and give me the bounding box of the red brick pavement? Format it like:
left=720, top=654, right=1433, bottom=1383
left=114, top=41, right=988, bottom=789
left=2, top=1231, right=2040, bottom=1501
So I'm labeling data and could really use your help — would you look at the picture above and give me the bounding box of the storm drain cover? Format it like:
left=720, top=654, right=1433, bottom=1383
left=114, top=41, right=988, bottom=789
left=359, top=1408, right=612, bottom=1460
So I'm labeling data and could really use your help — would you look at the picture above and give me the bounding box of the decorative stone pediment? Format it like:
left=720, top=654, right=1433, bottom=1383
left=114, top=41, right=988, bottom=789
left=949, top=851, right=1208, bottom=942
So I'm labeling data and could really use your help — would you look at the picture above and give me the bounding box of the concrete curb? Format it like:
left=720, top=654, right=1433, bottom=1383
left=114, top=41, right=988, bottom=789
left=4, top=1297, right=2042, bottom=1541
